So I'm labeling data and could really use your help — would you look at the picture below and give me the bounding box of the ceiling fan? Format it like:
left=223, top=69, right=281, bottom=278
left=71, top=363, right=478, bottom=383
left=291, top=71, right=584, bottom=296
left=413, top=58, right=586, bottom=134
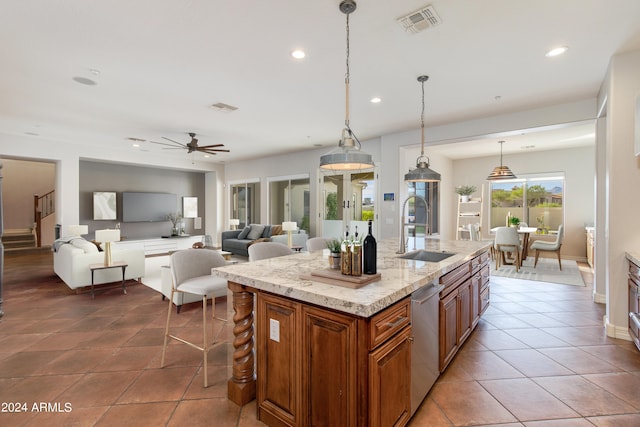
left=150, top=132, right=230, bottom=155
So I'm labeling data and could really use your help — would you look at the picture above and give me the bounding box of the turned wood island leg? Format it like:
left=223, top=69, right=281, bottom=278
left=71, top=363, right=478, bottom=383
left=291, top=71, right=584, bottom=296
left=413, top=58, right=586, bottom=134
left=227, top=281, right=256, bottom=405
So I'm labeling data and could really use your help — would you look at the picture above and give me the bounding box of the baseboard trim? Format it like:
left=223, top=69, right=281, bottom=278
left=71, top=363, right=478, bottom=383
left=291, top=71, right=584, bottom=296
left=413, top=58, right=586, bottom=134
left=604, top=316, right=632, bottom=341
left=593, top=291, right=606, bottom=304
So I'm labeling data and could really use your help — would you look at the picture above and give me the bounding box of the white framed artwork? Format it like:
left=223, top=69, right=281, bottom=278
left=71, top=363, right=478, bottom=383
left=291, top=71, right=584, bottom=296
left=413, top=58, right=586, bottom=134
left=93, top=191, right=117, bottom=220
left=183, top=196, right=198, bottom=218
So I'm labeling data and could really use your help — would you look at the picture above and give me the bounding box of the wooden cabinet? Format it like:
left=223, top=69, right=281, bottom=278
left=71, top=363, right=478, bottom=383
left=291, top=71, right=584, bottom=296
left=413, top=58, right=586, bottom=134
left=302, top=305, right=358, bottom=427
left=256, top=292, right=411, bottom=427
left=628, top=260, right=640, bottom=351
left=439, top=250, right=491, bottom=371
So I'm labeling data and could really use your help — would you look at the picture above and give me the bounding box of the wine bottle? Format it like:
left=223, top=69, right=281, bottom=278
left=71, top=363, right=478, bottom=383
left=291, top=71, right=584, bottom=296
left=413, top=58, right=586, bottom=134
left=363, top=219, right=377, bottom=274
left=351, top=226, right=362, bottom=276
left=341, top=225, right=352, bottom=275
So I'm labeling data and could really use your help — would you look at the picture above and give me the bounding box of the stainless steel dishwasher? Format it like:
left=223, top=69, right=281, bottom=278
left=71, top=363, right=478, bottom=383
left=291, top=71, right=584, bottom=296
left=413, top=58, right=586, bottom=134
left=410, top=281, right=444, bottom=416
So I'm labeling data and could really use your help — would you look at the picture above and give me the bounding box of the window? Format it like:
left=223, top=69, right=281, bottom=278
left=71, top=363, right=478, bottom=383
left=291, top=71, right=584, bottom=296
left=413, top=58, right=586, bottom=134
left=230, top=181, right=261, bottom=228
left=269, top=176, right=310, bottom=234
left=489, top=174, right=564, bottom=233
left=406, top=181, right=439, bottom=235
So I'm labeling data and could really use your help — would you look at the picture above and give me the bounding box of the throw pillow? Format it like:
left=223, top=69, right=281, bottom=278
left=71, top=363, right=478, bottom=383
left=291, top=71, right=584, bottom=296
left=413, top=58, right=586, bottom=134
left=237, top=226, right=251, bottom=240
left=247, top=225, right=265, bottom=240
left=89, top=240, right=104, bottom=252
left=70, top=238, right=99, bottom=254
left=270, top=225, right=283, bottom=236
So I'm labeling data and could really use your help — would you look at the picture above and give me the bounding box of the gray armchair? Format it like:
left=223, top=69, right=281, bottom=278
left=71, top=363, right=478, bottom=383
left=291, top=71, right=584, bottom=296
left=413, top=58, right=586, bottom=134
left=531, top=225, right=564, bottom=270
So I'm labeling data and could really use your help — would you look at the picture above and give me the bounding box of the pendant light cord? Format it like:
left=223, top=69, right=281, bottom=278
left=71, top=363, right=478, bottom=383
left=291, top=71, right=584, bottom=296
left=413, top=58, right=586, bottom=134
left=420, top=78, right=425, bottom=157
left=345, top=12, right=350, bottom=129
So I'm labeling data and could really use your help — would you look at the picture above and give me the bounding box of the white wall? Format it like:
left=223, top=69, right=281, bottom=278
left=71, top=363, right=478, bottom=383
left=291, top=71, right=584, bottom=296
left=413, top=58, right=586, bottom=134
left=599, top=49, right=640, bottom=338
left=452, top=146, right=595, bottom=260
left=0, top=134, right=224, bottom=243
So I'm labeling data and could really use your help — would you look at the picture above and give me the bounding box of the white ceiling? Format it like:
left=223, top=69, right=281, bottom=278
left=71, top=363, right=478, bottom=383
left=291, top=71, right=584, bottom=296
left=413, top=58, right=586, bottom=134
left=1, top=1, right=639, bottom=163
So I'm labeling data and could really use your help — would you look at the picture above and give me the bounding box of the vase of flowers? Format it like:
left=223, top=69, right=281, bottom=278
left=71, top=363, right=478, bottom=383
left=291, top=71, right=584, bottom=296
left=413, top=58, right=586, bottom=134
left=167, top=213, right=183, bottom=236
left=455, top=185, right=477, bottom=203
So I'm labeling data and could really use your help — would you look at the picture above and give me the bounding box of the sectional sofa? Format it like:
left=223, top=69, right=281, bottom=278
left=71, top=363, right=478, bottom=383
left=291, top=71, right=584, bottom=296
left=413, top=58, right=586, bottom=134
left=221, top=224, right=307, bottom=257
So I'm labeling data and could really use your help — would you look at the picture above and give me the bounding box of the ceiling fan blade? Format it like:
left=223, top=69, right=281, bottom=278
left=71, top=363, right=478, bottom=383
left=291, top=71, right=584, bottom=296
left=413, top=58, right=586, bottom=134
left=161, top=136, right=187, bottom=147
left=199, top=148, right=230, bottom=154
left=149, top=140, right=180, bottom=148
left=198, top=144, right=226, bottom=148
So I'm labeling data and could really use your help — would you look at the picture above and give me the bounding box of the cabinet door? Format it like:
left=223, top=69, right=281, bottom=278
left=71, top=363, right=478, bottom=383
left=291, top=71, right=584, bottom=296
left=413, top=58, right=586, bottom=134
left=470, top=273, right=481, bottom=328
left=369, top=326, right=411, bottom=427
left=302, top=306, right=357, bottom=427
left=439, top=290, right=458, bottom=371
left=629, top=278, right=640, bottom=345
left=457, top=281, right=472, bottom=344
left=257, top=294, right=300, bottom=426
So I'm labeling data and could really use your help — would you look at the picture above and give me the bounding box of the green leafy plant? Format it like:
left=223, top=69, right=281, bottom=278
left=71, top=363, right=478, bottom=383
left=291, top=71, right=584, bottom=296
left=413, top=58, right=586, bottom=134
left=326, top=239, right=342, bottom=253
left=509, top=216, right=520, bottom=226
left=455, top=185, right=477, bottom=196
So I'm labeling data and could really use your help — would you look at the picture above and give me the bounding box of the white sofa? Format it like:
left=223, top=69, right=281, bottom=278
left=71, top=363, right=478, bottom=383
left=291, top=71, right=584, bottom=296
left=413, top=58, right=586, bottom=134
left=53, top=238, right=145, bottom=290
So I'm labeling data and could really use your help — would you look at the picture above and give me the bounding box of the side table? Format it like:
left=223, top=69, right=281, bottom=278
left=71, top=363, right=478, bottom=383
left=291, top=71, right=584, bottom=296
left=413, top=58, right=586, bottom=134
left=89, top=262, right=128, bottom=299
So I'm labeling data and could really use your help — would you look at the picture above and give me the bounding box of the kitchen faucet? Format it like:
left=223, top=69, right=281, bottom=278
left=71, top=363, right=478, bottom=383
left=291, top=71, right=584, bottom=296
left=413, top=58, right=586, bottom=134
left=397, top=194, right=430, bottom=254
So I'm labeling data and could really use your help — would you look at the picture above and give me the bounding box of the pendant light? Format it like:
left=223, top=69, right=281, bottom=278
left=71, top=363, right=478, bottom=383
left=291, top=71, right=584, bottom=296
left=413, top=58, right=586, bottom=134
left=404, top=75, right=441, bottom=182
left=486, top=140, right=517, bottom=180
left=319, top=0, right=374, bottom=171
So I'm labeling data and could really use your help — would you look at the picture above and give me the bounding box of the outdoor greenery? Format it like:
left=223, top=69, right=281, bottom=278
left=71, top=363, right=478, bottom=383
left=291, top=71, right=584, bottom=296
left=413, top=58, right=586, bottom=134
left=326, top=193, right=338, bottom=220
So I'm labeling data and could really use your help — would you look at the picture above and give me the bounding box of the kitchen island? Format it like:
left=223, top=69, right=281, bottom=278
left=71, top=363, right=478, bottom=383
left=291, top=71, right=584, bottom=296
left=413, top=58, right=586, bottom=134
left=213, top=238, right=491, bottom=427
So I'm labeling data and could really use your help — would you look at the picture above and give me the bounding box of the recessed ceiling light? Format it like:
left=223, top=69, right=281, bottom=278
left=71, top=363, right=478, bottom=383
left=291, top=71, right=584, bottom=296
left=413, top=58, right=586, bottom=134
left=203, top=154, right=210, bottom=158
left=313, top=143, right=323, bottom=147
left=291, top=49, right=306, bottom=59
left=370, top=97, right=382, bottom=104
left=132, top=143, right=140, bottom=148
left=72, top=76, right=97, bottom=86
left=545, top=46, right=568, bottom=57
left=24, top=132, right=39, bottom=136
left=521, top=145, right=536, bottom=150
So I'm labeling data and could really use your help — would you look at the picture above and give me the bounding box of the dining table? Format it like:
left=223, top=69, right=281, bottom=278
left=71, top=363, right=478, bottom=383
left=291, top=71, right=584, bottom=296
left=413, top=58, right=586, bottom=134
left=491, top=226, right=538, bottom=261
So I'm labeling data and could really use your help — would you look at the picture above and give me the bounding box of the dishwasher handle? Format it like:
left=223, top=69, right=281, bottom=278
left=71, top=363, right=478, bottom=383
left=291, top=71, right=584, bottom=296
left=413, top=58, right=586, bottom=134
left=412, top=284, right=445, bottom=305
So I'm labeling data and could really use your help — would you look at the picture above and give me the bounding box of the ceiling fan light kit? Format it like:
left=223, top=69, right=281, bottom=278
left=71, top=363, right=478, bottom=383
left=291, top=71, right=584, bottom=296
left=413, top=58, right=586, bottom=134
left=319, top=0, right=374, bottom=172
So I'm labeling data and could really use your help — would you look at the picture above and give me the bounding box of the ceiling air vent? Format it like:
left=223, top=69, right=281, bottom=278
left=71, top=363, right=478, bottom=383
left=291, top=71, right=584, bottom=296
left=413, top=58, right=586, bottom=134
left=397, top=5, right=442, bottom=34
left=209, top=102, right=238, bottom=113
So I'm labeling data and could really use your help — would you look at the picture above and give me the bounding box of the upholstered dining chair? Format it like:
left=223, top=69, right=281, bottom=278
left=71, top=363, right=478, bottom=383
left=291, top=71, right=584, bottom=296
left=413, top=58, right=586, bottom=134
left=161, top=249, right=228, bottom=387
left=248, top=241, right=294, bottom=261
left=493, top=226, right=522, bottom=272
left=306, top=237, right=330, bottom=252
left=531, top=224, right=564, bottom=270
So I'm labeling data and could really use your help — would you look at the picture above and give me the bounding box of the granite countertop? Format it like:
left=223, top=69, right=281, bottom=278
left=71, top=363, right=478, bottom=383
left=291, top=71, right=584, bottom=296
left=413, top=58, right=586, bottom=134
left=213, top=238, right=491, bottom=318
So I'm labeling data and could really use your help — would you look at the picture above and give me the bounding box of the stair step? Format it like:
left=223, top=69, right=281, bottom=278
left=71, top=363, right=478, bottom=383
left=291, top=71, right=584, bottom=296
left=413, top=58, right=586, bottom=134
left=2, top=234, right=35, bottom=243
left=4, top=246, right=51, bottom=255
left=3, top=240, right=36, bottom=249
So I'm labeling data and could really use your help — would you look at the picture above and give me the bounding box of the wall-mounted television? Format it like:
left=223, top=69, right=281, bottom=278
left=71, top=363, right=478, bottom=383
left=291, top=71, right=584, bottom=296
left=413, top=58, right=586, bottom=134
left=122, top=192, right=177, bottom=222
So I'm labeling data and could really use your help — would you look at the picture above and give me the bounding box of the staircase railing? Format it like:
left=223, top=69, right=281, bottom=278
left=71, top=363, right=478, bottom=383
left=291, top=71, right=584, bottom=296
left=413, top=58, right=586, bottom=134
left=34, top=190, right=55, bottom=247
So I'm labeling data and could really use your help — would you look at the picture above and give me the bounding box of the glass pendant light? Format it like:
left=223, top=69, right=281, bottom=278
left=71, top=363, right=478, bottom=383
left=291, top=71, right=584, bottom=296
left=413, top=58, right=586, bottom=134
left=319, top=0, right=374, bottom=171
left=486, top=140, right=517, bottom=180
left=404, top=75, right=441, bottom=182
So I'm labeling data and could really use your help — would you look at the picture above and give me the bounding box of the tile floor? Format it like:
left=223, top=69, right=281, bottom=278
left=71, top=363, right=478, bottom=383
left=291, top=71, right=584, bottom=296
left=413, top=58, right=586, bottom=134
left=1, top=252, right=640, bottom=426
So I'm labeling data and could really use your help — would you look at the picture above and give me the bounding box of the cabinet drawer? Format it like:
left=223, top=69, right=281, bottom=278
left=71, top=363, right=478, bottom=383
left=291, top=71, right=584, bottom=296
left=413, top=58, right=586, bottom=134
left=471, top=251, right=490, bottom=273
left=369, top=297, right=410, bottom=350
left=440, top=262, right=470, bottom=296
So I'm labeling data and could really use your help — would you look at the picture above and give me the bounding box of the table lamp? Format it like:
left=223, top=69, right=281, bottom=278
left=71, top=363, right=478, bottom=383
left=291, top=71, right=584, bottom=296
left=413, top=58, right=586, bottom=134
left=95, top=229, right=120, bottom=266
left=66, top=225, right=88, bottom=237
left=282, top=221, right=297, bottom=248
left=229, top=219, right=240, bottom=230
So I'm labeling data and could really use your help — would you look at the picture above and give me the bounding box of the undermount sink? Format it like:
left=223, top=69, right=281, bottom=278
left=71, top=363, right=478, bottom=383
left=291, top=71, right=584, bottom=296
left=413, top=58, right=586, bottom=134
left=399, top=250, right=456, bottom=262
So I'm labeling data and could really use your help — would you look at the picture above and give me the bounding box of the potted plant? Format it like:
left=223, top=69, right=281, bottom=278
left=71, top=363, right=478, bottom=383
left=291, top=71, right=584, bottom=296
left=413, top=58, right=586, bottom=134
left=455, top=185, right=477, bottom=203
left=327, top=239, right=342, bottom=269
left=509, top=216, right=521, bottom=228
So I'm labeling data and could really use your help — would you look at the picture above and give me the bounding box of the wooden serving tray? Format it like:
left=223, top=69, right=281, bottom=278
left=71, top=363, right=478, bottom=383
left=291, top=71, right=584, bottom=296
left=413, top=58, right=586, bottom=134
left=300, top=269, right=382, bottom=289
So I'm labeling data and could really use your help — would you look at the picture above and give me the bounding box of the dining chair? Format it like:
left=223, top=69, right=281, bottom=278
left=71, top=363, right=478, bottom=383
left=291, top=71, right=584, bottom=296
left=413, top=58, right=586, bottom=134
left=306, top=237, right=330, bottom=252
left=161, top=249, right=228, bottom=387
left=493, top=226, right=522, bottom=271
left=531, top=224, right=564, bottom=270
left=248, top=241, right=294, bottom=261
